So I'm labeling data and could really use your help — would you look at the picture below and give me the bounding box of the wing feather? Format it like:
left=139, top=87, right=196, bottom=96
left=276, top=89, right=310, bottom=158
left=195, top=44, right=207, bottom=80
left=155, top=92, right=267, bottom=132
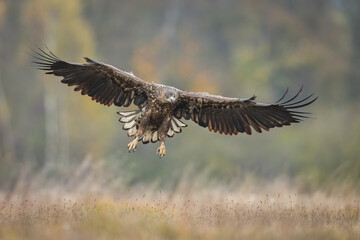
left=214, top=112, right=223, bottom=134
left=223, top=112, right=233, bottom=135
left=231, top=112, right=244, bottom=133
left=218, top=113, right=227, bottom=134
left=32, top=48, right=149, bottom=108
left=210, top=111, right=217, bottom=132
left=174, top=88, right=317, bottom=135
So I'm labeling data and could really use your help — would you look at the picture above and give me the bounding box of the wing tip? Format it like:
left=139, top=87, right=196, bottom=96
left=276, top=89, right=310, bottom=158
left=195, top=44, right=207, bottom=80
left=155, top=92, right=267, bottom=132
left=275, top=86, right=318, bottom=110
left=30, top=46, right=61, bottom=70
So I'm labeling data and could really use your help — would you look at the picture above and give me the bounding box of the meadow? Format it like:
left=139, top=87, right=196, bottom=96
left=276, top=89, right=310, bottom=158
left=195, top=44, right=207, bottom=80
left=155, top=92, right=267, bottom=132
left=1, top=185, right=359, bottom=240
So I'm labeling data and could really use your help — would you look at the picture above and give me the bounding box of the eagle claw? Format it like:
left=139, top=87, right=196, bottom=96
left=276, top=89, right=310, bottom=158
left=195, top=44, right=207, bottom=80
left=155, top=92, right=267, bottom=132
left=157, top=142, right=166, bottom=158
left=128, top=137, right=138, bottom=153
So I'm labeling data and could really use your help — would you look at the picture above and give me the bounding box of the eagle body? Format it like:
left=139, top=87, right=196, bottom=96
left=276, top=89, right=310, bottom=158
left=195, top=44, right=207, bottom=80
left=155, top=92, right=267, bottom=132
left=138, top=86, right=177, bottom=140
left=33, top=48, right=317, bottom=157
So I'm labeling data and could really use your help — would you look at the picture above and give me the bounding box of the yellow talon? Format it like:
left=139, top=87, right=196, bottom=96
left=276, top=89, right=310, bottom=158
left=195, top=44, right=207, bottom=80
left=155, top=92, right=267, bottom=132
left=128, top=137, right=139, bottom=152
left=157, top=141, right=166, bottom=158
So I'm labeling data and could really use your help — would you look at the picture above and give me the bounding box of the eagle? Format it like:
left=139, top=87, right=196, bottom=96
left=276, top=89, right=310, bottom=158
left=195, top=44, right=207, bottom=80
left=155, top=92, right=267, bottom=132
left=32, top=48, right=317, bottom=157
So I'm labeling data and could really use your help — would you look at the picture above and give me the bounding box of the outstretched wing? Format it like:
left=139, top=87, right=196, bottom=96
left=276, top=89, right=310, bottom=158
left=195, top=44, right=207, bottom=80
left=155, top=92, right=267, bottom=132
left=173, top=86, right=317, bottom=135
left=32, top=48, right=149, bottom=108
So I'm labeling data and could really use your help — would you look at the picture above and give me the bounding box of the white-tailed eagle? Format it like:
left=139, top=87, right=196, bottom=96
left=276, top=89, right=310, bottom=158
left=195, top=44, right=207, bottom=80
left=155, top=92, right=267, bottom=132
left=32, top=48, right=317, bottom=157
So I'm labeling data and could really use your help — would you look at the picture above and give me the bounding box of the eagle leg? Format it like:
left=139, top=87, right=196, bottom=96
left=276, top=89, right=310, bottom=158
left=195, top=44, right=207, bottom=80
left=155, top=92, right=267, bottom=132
left=128, top=137, right=139, bottom=152
left=157, top=141, right=166, bottom=158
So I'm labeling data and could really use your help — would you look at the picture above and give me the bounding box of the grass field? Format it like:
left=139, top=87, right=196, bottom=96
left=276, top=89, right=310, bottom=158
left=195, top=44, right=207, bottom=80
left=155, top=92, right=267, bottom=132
left=1, top=187, right=359, bottom=240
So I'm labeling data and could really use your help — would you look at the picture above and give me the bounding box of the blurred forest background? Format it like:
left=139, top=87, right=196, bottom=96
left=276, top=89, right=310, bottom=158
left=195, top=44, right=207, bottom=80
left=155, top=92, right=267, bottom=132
left=0, top=0, right=359, bottom=194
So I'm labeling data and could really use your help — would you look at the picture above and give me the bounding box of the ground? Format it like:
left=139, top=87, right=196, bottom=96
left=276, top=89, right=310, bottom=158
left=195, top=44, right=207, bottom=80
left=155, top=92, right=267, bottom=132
left=0, top=188, right=359, bottom=240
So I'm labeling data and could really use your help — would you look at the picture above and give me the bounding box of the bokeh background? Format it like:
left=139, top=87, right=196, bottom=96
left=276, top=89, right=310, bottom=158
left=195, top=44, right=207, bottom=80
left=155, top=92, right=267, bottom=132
left=0, top=0, right=359, bottom=194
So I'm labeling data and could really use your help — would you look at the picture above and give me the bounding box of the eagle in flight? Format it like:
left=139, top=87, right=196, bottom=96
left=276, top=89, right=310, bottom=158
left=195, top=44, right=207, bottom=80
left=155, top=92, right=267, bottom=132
left=33, top=48, right=317, bottom=157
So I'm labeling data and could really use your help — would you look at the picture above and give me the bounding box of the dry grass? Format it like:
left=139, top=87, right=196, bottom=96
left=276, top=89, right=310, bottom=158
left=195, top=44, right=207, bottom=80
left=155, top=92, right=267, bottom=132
left=0, top=187, right=359, bottom=240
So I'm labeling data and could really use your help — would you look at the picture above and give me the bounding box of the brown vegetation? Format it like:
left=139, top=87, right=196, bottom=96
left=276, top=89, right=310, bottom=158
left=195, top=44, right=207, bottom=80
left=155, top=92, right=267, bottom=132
left=1, top=187, right=359, bottom=240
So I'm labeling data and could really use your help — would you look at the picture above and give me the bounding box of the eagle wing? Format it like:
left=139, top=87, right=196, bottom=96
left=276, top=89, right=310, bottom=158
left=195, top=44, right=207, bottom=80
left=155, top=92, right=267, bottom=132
left=32, top=48, right=149, bottom=108
left=173, top=87, right=317, bottom=135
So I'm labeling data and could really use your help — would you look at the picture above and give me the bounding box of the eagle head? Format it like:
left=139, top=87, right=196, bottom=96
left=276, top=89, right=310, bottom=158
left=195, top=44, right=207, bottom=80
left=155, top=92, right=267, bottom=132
left=164, top=90, right=178, bottom=104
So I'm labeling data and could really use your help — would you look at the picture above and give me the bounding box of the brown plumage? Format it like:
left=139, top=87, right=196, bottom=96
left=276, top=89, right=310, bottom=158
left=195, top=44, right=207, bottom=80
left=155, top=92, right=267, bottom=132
left=32, top=48, right=317, bottom=157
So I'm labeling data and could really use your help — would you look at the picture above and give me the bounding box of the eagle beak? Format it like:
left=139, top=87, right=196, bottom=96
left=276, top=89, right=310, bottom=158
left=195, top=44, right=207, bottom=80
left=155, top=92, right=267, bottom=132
left=169, top=96, right=175, bottom=103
